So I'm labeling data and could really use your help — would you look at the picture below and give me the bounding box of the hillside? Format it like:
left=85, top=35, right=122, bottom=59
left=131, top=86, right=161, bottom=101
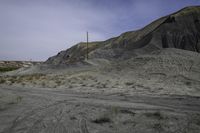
left=46, top=6, right=200, bottom=65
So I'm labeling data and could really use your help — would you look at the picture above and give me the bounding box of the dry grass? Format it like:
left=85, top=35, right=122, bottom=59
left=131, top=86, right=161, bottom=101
left=0, top=74, right=46, bottom=86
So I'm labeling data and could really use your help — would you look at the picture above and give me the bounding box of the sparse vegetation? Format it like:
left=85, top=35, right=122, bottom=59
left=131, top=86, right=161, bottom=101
left=7, top=95, right=23, bottom=105
left=125, top=81, right=134, bottom=86
left=0, top=67, right=19, bottom=72
left=68, top=85, right=73, bottom=88
left=144, top=111, right=164, bottom=120
left=92, top=116, right=111, bottom=124
left=55, top=80, right=62, bottom=85
left=81, top=84, right=86, bottom=87
left=185, top=81, right=192, bottom=86
left=16, top=96, right=23, bottom=103
left=153, top=123, right=163, bottom=133
left=120, top=109, right=136, bottom=116
left=194, top=116, right=200, bottom=126
left=9, top=78, right=16, bottom=84
left=0, top=79, right=6, bottom=84
left=96, top=82, right=107, bottom=88
left=0, top=74, right=47, bottom=87
left=41, top=82, right=46, bottom=87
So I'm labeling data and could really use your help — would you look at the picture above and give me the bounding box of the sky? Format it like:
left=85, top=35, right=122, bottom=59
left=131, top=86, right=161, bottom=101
left=0, top=0, right=200, bottom=61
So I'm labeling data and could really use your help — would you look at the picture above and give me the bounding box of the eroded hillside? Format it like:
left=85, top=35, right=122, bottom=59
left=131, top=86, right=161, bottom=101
left=46, top=6, right=200, bottom=65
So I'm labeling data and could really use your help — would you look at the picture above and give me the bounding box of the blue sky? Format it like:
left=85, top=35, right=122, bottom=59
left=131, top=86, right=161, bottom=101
left=0, top=0, right=200, bottom=61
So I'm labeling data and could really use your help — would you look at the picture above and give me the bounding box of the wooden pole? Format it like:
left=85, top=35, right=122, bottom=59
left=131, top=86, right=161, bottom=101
left=86, top=31, right=89, bottom=60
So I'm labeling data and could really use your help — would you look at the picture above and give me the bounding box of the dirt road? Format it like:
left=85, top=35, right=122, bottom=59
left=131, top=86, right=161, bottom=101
left=0, top=86, right=200, bottom=133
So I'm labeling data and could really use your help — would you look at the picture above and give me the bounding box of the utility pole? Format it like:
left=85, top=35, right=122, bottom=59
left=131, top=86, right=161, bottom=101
left=86, top=31, right=89, bottom=60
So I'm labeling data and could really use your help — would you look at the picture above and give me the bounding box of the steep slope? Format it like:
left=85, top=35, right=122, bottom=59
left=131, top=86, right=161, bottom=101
left=46, top=6, right=200, bottom=65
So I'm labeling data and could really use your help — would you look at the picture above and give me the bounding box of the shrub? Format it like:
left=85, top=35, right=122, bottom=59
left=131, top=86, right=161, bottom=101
left=185, top=81, right=192, bottom=86
left=92, top=116, right=111, bottom=124
left=55, top=80, right=62, bottom=85
left=21, top=82, right=26, bottom=86
left=125, top=82, right=134, bottom=86
left=41, top=82, right=46, bottom=87
left=9, top=78, right=16, bottom=84
left=153, top=123, right=163, bottom=133
left=16, top=96, right=23, bottom=103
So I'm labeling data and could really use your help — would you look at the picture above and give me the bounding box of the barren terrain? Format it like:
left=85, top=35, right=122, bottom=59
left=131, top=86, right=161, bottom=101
left=0, top=48, right=200, bottom=133
left=1, top=6, right=200, bottom=133
left=0, top=86, right=200, bottom=133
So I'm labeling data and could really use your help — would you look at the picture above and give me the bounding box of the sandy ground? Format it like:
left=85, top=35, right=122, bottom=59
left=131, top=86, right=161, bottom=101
left=0, top=86, right=200, bottom=133
left=0, top=48, right=200, bottom=133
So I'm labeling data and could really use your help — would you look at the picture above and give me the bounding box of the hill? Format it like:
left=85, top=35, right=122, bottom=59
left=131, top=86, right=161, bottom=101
left=46, top=6, right=200, bottom=65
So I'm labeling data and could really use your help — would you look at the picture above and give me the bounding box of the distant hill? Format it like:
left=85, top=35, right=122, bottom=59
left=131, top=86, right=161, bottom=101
left=46, top=6, right=200, bottom=65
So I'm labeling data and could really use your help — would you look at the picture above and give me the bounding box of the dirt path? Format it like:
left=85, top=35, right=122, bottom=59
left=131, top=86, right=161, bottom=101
left=0, top=86, right=200, bottom=133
